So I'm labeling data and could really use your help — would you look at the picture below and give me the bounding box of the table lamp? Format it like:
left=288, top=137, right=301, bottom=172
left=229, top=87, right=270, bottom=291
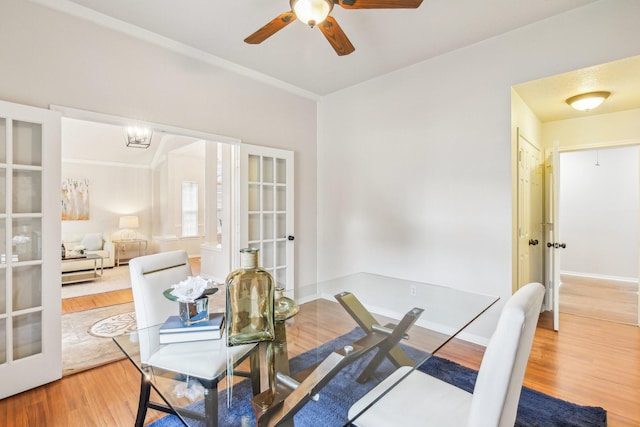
left=119, top=215, right=139, bottom=241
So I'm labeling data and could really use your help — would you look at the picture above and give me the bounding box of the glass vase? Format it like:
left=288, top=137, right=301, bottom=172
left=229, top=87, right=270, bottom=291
left=225, top=248, right=275, bottom=346
left=274, top=287, right=299, bottom=321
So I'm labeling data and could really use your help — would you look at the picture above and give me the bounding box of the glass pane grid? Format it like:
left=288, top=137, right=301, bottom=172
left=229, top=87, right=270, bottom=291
left=275, top=267, right=287, bottom=288
left=248, top=155, right=260, bottom=182
left=0, top=169, right=6, bottom=213
left=12, top=121, right=42, bottom=167
left=12, top=218, right=42, bottom=262
left=262, top=156, right=274, bottom=183
left=275, top=158, right=286, bottom=184
left=0, top=270, right=6, bottom=315
left=276, top=186, right=286, bottom=211
left=276, top=241, right=287, bottom=266
left=262, top=184, right=274, bottom=211
left=261, top=242, right=274, bottom=269
left=0, top=117, right=6, bottom=164
left=13, top=311, right=42, bottom=360
left=12, top=265, right=42, bottom=311
left=262, top=214, right=274, bottom=240
left=248, top=184, right=260, bottom=212
left=0, top=220, right=6, bottom=260
left=12, top=170, right=42, bottom=214
left=0, top=317, right=6, bottom=364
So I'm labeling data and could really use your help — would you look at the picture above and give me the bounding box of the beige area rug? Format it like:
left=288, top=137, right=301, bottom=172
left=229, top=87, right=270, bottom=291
left=61, top=265, right=132, bottom=299
left=62, top=302, right=136, bottom=376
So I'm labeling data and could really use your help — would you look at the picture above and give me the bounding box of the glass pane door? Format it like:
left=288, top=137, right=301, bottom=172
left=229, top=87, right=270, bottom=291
left=241, top=144, right=294, bottom=294
left=0, top=99, right=61, bottom=399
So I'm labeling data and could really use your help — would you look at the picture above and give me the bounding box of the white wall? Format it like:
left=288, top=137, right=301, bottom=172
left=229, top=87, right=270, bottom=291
left=61, top=161, right=152, bottom=240
left=318, top=0, right=640, bottom=340
left=559, top=146, right=639, bottom=280
left=152, top=149, right=206, bottom=257
left=0, top=0, right=317, bottom=289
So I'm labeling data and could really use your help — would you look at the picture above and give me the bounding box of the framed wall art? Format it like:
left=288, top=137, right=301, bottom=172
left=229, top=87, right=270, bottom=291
left=61, top=178, right=90, bottom=220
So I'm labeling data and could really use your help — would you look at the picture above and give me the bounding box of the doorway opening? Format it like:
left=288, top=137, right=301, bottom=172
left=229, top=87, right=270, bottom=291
left=557, top=145, right=639, bottom=325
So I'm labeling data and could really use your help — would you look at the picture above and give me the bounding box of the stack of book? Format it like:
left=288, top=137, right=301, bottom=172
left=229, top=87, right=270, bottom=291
left=159, top=312, right=225, bottom=344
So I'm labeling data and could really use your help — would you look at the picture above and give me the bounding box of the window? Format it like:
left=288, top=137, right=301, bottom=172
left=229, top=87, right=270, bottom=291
left=181, top=181, right=198, bottom=237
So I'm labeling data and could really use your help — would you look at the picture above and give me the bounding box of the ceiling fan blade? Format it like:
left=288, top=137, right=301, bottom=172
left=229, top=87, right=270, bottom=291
left=244, top=11, right=296, bottom=44
left=336, top=0, right=423, bottom=9
left=318, top=16, right=355, bottom=56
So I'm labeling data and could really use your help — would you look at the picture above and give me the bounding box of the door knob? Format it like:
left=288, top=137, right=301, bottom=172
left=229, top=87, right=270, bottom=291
left=528, top=239, right=539, bottom=246
left=287, top=235, right=295, bottom=241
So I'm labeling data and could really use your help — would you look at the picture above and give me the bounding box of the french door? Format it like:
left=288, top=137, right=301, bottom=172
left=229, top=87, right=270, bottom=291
left=0, top=100, right=62, bottom=398
left=239, top=144, right=295, bottom=295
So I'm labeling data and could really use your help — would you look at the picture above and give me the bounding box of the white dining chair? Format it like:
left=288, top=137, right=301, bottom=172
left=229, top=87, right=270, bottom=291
left=128, top=250, right=258, bottom=427
left=348, top=281, right=545, bottom=427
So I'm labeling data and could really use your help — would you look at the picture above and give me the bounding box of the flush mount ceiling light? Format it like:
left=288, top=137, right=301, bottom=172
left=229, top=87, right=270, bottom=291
left=125, top=126, right=152, bottom=148
left=565, top=91, right=610, bottom=112
left=290, top=0, right=333, bottom=27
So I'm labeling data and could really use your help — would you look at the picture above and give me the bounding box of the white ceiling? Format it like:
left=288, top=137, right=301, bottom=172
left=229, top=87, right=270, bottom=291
left=52, top=0, right=640, bottom=163
left=42, top=0, right=601, bottom=97
left=62, top=117, right=205, bottom=166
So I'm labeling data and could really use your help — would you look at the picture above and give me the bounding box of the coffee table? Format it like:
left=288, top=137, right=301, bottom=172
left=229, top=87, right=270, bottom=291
left=113, top=272, right=498, bottom=426
left=61, top=253, right=104, bottom=285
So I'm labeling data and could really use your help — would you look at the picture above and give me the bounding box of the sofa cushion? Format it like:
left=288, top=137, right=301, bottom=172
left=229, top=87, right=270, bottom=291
left=81, top=233, right=103, bottom=251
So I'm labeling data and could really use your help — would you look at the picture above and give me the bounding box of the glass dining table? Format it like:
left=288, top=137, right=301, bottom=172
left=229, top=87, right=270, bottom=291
left=113, top=272, right=499, bottom=427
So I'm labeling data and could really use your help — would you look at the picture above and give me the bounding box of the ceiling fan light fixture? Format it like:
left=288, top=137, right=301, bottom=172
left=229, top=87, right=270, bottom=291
left=291, top=0, right=333, bottom=28
left=565, top=91, right=610, bottom=112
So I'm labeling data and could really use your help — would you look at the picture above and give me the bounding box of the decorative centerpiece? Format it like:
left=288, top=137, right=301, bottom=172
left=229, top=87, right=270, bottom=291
left=163, top=276, right=218, bottom=326
left=225, top=248, right=275, bottom=346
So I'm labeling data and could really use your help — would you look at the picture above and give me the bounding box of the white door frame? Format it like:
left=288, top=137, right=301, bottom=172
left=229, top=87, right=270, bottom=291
left=544, top=139, right=640, bottom=329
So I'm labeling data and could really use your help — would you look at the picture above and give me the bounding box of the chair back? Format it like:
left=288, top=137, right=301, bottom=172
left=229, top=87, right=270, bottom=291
left=129, top=250, right=193, bottom=330
left=467, top=282, right=545, bottom=427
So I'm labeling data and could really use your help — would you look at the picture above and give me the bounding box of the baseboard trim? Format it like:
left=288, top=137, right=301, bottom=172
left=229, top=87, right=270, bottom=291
left=561, top=270, right=638, bottom=284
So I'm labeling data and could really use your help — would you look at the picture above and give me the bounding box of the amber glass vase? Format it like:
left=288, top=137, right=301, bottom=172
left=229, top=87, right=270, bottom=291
left=226, top=248, right=275, bottom=346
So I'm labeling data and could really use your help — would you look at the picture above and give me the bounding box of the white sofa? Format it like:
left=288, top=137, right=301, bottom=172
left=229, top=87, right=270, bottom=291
left=62, top=232, right=114, bottom=272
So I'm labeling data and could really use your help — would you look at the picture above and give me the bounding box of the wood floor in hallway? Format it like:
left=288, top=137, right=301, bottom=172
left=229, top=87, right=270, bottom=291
left=560, top=274, right=638, bottom=325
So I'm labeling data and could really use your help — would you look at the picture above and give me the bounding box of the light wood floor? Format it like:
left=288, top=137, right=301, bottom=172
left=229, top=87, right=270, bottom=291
left=3, top=265, right=639, bottom=426
left=560, top=274, right=638, bottom=325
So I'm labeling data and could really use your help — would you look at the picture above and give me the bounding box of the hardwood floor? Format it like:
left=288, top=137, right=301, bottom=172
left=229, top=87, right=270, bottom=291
left=560, top=274, right=638, bottom=325
left=61, top=289, right=133, bottom=315
left=2, top=268, right=639, bottom=426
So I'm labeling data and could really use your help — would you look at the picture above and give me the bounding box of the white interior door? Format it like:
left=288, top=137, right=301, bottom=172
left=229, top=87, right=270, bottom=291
left=0, top=100, right=61, bottom=398
left=239, top=144, right=295, bottom=294
left=545, top=144, right=561, bottom=331
left=517, top=129, right=543, bottom=289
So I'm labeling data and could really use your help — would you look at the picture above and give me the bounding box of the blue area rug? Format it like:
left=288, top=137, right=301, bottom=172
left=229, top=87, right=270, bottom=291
left=148, top=328, right=607, bottom=427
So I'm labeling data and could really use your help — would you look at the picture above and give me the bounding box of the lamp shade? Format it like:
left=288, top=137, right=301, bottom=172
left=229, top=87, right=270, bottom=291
left=119, top=215, right=139, bottom=229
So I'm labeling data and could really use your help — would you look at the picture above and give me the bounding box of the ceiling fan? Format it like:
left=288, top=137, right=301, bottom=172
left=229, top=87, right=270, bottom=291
left=244, top=0, right=424, bottom=56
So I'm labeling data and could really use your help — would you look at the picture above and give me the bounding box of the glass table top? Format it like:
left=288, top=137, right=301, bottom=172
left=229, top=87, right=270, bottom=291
left=113, top=272, right=498, bottom=426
